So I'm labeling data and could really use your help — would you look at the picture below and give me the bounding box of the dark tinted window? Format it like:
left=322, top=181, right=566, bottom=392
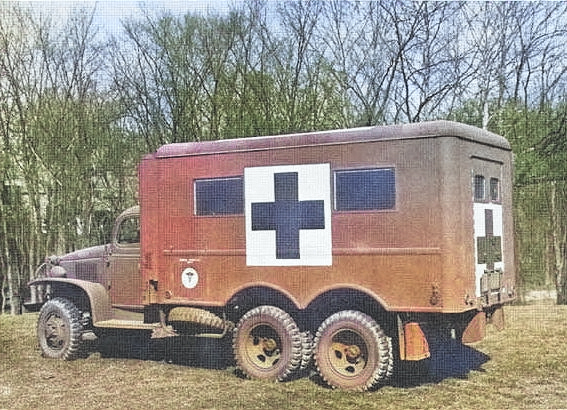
left=117, top=217, right=140, bottom=244
left=474, top=175, right=486, bottom=202
left=195, top=177, right=243, bottom=216
left=490, top=178, right=500, bottom=202
left=334, top=168, right=396, bottom=211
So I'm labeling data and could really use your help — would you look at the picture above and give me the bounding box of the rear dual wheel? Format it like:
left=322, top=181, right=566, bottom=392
left=314, top=310, right=393, bottom=391
left=233, top=305, right=304, bottom=382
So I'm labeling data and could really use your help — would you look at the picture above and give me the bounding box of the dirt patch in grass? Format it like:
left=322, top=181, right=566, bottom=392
left=1, top=304, right=566, bottom=409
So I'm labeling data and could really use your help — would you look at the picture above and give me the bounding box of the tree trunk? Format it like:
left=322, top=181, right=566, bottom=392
left=1, top=274, right=6, bottom=314
left=1, top=213, right=20, bottom=315
left=550, top=181, right=567, bottom=304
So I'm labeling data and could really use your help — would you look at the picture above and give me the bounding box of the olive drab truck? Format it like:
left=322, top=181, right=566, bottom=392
left=27, top=120, right=515, bottom=391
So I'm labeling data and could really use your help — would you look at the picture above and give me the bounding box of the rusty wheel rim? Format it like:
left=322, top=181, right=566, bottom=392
left=243, top=325, right=282, bottom=370
left=43, top=312, right=69, bottom=351
left=327, top=329, right=368, bottom=377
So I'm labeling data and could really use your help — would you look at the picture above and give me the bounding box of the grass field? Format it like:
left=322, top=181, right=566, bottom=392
left=1, top=303, right=566, bottom=409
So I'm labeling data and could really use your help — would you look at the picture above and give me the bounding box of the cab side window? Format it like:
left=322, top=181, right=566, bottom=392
left=117, top=217, right=140, bottom=244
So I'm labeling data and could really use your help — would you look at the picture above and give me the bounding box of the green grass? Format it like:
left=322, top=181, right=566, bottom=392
left=1, top=304, right=567, bottom=409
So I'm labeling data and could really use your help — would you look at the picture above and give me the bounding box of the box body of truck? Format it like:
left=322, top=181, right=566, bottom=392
left=140, top=120, right=514, bottom=315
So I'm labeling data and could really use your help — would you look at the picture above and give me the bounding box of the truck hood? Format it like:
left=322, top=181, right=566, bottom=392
left=45, top=244, right=109, bottom=281
left=56, top=244, right=108, bottom=263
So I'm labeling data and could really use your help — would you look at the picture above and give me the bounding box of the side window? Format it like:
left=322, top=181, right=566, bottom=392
left=334, top=168, right=396, bottom=211
left=195, top=176, right=244, bottom=216
left=117, top=217, right=140, bottom=245
left=490, top=178, right=500, bottom=202
left=474, top=175, right=486, bottom=202
left=474, top=175, right=500, bottom=203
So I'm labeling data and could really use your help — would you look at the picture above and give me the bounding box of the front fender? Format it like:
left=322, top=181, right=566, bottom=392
left=29, top=278, right=113, bottom=324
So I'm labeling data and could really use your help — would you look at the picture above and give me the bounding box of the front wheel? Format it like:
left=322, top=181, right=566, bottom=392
left=233, top=305, right=302, bottom=382
left=37, top=298, right=84, bottom=360
left=314, top=310, right=393, bottom=391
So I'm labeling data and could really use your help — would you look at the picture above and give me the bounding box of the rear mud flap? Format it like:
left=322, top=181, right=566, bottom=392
left=462, top=305, right=505, bottom=344
left=397, top=319, right=431, bottom=361
left=462, top=311, right=486, bottom=344
left=487, top=305, right=505, bottom=331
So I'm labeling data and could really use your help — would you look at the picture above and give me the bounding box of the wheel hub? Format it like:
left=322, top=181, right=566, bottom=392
left=261, top=337, right=278, bottom=352
left=45, top=313, right=67, bottom=349
left=329, top=337, right=367, bottom=376
left=345, top=344, right=361, bottom=361
left=245, top=333, right=281, bottom=369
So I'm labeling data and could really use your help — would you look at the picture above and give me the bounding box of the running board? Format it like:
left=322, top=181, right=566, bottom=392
left=93, top=319, right=226, bottom=339
left=94, top=319, right=160, bottom=330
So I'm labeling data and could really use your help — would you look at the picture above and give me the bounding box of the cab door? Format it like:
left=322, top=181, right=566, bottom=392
left=108, top=208, right=143, bottom=310
left=472, top=158, right=504, bottom=300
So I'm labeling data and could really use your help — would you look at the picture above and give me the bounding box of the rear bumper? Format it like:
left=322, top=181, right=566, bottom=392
left=479, top=269, right=516, bottom=307
left=397, top=303, right=507, bottom=360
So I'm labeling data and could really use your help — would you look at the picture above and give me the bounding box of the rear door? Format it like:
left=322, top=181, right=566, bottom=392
left=472, top=157, right=504, bottom=299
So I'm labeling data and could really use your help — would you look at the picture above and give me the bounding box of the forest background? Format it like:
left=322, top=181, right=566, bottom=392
left=2, top=0, right=567, bottom=313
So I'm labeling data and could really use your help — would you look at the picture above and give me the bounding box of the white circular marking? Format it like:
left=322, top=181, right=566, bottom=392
left=181, top=267, right=199, bottom=289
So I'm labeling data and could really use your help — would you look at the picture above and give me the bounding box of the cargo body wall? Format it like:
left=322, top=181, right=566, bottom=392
left=437, top=137, right=515, bottom=312
left=139, top=122, right=514, bottom=315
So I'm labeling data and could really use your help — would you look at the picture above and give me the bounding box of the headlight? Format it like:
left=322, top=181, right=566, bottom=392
left=48, top=265, right=66, bottom=278
left=46, top=255, right=61, bottom=265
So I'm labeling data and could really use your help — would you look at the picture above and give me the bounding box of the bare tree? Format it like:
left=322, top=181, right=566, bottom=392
left=0, top=4, right=128, bottom=313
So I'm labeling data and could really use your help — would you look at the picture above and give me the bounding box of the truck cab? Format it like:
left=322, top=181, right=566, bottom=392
left=28, top=207, right=142, bottom=319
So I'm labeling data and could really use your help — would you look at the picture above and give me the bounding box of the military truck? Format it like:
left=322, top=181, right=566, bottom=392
left=27, top=120, right=515, bottom=391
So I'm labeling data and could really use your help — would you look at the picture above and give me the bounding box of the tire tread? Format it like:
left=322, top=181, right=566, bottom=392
left=233, top=305, right=302, bottom=382
left=314, top=310, right=393, bottom=391
left=37, top=297, right=84, bottom=361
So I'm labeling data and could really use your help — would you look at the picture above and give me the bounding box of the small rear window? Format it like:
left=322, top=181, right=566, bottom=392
left=490, top=178, right=500, bottom=202
left=334, top=168, right=396, bottom=211
left=194, top=177, right=244, bottom=216
left=474, top=175, right=486, bottom=202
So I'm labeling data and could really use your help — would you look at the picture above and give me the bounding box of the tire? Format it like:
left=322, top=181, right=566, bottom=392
left=299, top=330, right=314, bottom=371
left=37, top=298, right=84, bottom=360
left=314, top=310, right=394, bottom=391
left=233, top=305, right=302, bottom=382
